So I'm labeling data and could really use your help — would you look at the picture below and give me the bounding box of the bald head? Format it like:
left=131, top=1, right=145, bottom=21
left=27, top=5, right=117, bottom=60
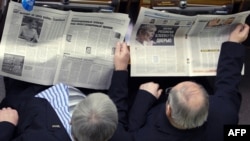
left=175, top=82, right=206, bottom=110
left=166, top=81, right=209, bottom=129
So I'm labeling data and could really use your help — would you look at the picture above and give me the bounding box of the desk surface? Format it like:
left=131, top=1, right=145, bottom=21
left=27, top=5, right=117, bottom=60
left=140, top=0, right=245, bottom=12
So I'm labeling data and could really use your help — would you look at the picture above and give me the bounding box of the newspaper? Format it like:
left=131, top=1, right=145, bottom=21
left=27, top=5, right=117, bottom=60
left=0, top=1, right=130, bottom=89
left=130, top=7, right=250, bottom=76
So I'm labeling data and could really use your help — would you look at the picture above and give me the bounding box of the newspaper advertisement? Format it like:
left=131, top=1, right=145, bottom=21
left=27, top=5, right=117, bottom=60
left=130, top=7, right=196, bottom=76
left=130, top=7, right=250, bottom=76
left=0, top=1, right=130, bottom=89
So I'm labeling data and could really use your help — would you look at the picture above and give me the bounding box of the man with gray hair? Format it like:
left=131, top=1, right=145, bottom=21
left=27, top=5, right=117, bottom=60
left=0, top=40, right=130, bottom=141
left=0, top=82, right=118, bottom=141
left=165, top=81, right=209, bottom=129
left=71, top=93, right=118, bottom=141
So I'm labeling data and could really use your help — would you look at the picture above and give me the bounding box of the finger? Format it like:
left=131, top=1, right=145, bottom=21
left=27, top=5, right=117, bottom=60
left=121, top=42, right=128, bottom=53
left=145, top=81, right=154, bottom=85
left=115, top=42, right=121, bottom=54
left=140, top=82, right=152, bottom=89
left=154, top=82, right=160, bottom=89
left=158, top=89, right=163, bottom=96
left=242, top=24, right=250, bottom=34
left=244, top=24, right=250, bottom=29
left=120, top=42, right=125, bottom=51
left=234, top=24, right=244, bottom=32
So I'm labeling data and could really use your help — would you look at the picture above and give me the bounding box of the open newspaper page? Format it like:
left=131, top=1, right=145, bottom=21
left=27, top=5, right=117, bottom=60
left=130, top=7, right=196, bottom=76
left=187, top=11, right=250, bottom=76
left=54, top=11, right=130, bottom=89
left=0, top=1, right=69, bottom=85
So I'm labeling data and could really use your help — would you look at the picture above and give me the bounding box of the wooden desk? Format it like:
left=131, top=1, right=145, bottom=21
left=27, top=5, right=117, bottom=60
left=139, top=0, right=245, bottom=13
left=21, top=0, right=120, bottom=12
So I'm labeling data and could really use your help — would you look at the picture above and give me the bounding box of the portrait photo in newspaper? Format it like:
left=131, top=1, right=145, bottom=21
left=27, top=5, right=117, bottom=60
left=136, top=24, right=157, bottom=46
left=136, top=24, right=183, bottom=46
left=18, top=16, right=43, bottom=44
left=85, top=46, right=91, bottom=54
left=114, top=32, right=121, bottom=39
left=66, top=34, right=72, bottom=42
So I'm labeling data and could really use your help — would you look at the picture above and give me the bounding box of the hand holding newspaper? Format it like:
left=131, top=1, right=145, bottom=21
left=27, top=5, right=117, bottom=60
left=130, top=7, right=250, bottom=76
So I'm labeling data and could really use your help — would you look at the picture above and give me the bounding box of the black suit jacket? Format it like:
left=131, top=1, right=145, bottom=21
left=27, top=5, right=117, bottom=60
left=0, top=70, right=129, bottom=141
left=0, top=97, right=71, bottom=141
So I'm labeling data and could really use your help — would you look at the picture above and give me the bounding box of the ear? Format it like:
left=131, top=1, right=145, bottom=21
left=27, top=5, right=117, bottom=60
left=166, top=104, right=171, bottom=118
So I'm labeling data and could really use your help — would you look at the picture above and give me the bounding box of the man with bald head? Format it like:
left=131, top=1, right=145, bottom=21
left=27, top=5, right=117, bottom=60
left=127, top=23, right=249, bottom=141
left=165, top=81, right=209, bottom=129
left=108, top=23, right=249, bottom=141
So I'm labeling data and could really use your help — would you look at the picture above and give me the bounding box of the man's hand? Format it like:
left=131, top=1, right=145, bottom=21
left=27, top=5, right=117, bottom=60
left=139, top=82, right=163, bottom=99
left=0, top=107, right=19, bottom=126
left=114, top=42, right=130, bottom=71
left=229, top=24, right=249, bottom=43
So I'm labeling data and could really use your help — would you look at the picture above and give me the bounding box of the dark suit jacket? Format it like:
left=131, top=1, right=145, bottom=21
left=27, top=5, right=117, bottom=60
left=0, top=70, right=130, bottom=141
left=0, top=97, right=71, bottom=141
left=108, top=71, right=134, bottom=141
left=109, top=41, right=244, bottom=141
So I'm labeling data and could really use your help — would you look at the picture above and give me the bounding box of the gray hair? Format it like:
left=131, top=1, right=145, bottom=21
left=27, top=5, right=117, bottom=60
left=167, top=83, right=209, bottom=129
left=71, top=93, right=118, bottom=141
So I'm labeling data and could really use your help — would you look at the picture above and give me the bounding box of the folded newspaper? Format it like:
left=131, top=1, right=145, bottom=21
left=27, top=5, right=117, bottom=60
left=130, top=7, right=250, bottom=76
left=0, top=1, right=130, bottom=89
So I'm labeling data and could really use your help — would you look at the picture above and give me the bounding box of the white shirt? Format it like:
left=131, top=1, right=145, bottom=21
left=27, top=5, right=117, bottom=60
left=35, top=83, right=86, bottom=140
